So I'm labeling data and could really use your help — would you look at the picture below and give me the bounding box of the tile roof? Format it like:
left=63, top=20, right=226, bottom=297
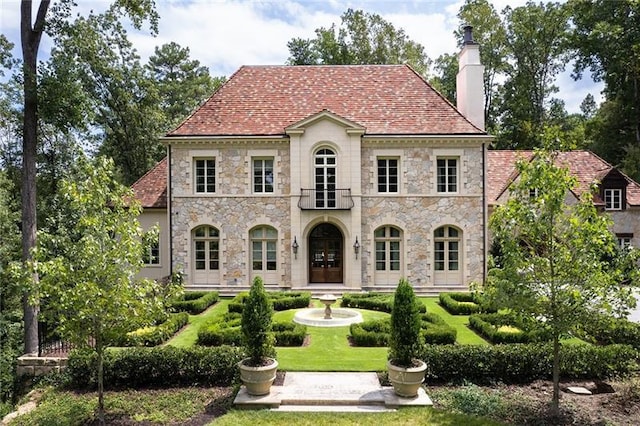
left=131, top=157, right=167, bottom=208
left=167, top=65, right=485, bottom=137
left=487, top=150, right=640, bottom=206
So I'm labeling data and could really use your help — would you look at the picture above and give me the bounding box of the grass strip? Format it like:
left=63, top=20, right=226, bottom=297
left=166, top=299, right=232, bottom=348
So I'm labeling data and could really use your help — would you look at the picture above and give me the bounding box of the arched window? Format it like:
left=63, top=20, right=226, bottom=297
left=251, top=226, right=277, bottom=271
left=434, top=225, right=462, bottom=285
left=314, top=148, right=336, bottom=208
left=375, top=226, right=401, bottom=271
left=193, top=226, right=219, bottom=270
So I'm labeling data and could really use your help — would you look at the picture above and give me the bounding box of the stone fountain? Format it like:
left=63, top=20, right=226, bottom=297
left=293, top=294, right=363, bottom=327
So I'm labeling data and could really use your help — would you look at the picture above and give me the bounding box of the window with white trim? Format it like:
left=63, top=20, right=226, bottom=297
left=377, top=158, right=399, bottom=193
left=604, top=188, right=622, bottom=210
left=193, top=226, right=219, bottom=270
left=437, top=158, right=458, bottom=193
left=434, top=226, right=460, bottom=271
left=251, top=226, right=277, bottom=271
left=375, top=226, right=401, bottom=271
left=617, top=233, right=633, bottom=248
left=142, top=235, right=160, bottom=265
left=194, top=158, right=215, bottom=193
left=253, top=158, right=274, bottom=193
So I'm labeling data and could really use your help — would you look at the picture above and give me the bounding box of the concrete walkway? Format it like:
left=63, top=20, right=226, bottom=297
left=234, top=372, right=432, bottom=412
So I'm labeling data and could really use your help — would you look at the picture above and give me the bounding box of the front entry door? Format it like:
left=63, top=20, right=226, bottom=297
left=309, top=223, right=343, bottom=283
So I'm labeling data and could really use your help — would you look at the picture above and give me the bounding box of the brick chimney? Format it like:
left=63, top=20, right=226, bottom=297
left=456, top=25, right=485, bottom=131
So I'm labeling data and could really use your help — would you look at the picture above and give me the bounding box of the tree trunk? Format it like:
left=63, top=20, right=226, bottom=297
left=97, top=338, right=105, bottom=426
left=20, top=0, right=50, bottom=355
left=551, top=334, right=560, bottom=416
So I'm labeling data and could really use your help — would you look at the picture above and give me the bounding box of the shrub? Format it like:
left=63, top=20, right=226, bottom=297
left=439, top=292, right=495, bottom=315
left=119, top=312, right=189, bottom=347
left=198, top=318, right=305, bottom=347
left=577, top=314, right=640, bottom=350
left=469, top=312, right=551, bottom=344
left=350, top=312, right=456, bottom=347
left=228, top=291, right=311, bottom=313
left=421, top=343, right=638, bottom=384
left=341, top=292, right=426, bottom=313
left=389, top=278, right=423, bottom=367
left=170, top=291, right=219, bottom=314
left=272, top=322, right=307, bottom=346
left=421, top=312, right=457, bottom=345
left=67, top=345, right=243, bottom=389
left=241, top=276, right=275, bottom=365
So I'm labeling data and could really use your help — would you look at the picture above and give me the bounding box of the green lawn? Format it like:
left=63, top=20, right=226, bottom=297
left=166, top=299, right=232, bottom=348
left=420, top=297, right=490, bottom=345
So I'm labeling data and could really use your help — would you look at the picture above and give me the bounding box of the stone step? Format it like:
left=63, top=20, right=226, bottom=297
left=271, top=405, right=396, bottom=412
left=233, top=372, right=432, bottom=411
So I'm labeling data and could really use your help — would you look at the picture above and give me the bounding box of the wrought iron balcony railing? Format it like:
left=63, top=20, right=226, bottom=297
left=298, top=188, right=354, bottom=210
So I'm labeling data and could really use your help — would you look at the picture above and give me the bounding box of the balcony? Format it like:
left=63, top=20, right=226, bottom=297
left=298, top=188, right=354, bottom=210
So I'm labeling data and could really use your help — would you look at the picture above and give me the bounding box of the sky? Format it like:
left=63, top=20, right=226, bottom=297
left=0, top=0, right=601, bottom=114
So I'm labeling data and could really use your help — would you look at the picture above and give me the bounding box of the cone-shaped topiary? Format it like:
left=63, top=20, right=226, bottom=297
left=389, top=278, right=422, bottom=368
left=241, top=276, right=276, bottom=366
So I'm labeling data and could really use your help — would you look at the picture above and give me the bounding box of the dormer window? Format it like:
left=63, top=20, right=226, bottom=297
left=604, top=188, right=623, bottom=210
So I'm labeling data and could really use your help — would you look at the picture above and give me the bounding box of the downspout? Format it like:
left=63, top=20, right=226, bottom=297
left=168, top=144, right=173, bottom=277
left=482, top=142, right=487, bottom=287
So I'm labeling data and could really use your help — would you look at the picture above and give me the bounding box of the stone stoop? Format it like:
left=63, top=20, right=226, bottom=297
left=233, top=372, right=432, bottom=412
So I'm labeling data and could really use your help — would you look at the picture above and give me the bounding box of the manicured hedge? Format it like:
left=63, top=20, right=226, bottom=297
left=421, top=343, right=638, bottom=384
left=439, top=292, right=495, bottom=315
left=198, top=311, right=306, bottom=347
left=116, top=312, right=189, bottom=347
left=578, top=314, right=640, bottom=350
left=341, top=292, right=426, bottom=313
left=67, top=346, right=243, bottom=389
left=349, top=312, right=455, bottom=346
left=468, top=312, right=551, bottom=344
left=228, top=291, right=311, bottom=313
left=170, top=291, right=219, bottom=314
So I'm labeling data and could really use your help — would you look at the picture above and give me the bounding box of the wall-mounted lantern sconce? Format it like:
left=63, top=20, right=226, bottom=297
left=353, top=236, right=360, bottom=259
left=292, top=236, right=299, bottom=259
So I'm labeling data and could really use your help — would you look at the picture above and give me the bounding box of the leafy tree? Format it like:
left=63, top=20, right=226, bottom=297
left=431, top=53, right=457, bottom=103
left=286, top=8, right=431, bottom=76
left=30, top=157, right=174, bottom=424
left=147, top=42, right=224, bottom=132
left=569, top=0, right=640, bottom=177
left=19, top=0, right=159, bottom=354
left=497, top=2, right=571, bottom=149
left=489, top=141, right=638, bottom=415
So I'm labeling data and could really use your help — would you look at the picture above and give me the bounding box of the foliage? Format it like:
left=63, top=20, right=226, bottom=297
left=67, top=346, right=243, bottom=389
left=438, top=292, right=495, bottom=315
left=29, top=156, right=180, bottom=420
left=117, top=312, right=189, bottom=347
left=170, top=291, right=219, bottom=314
left=286, top=8, right=431, bottom=76
left=228, top=291, right=310, bottom=313
left=350, top=312, right=456, bottom=347
left=488, top=146, right=640, bottom=412
left=388, top=278, right=423, bottom=367
left=422, top=343, right=638, bottom=384
left=241, top=276, right=275, bottom=366
left=341, top=292, right=426, bottom=313
left=468, top=312, right=551, bottom=344
left=198, top=312, right=305, bottom=347
left=576, top=313, right=640, bottom=350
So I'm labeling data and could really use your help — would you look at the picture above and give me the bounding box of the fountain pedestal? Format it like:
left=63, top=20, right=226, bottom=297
left=319, top=294, right=337, bottom=319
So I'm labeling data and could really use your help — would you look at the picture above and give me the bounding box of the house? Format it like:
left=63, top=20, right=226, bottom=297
left=132, top=28, right=491, bottom=295
left=487, top=150, right=640, bottom=248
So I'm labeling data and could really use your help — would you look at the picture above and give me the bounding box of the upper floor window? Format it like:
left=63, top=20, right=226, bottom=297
left=604, top=188, right=622, bottom=210
left=529, top=188, right=539, bottom=199
left=617, top=233, right=633, bottom=248
left=251, top=226, right=277, bottom=271
left=193, top=225, right=219, bottom=270
left=253, top=158, right=274, bottom=193
left=194, top=158, right=215, bottom=193
left=315, top=148, right=336, bottom=208
left=377, top=158, right=399, bottom=193
left=142, top=234, right=160, bottom=266
left=437, top=158, right=458, bottom=193
left=375, top=226, right=401, bottom=271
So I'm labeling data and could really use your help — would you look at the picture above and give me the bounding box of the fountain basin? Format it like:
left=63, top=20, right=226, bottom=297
left=293, top=308, right=363, bottom=327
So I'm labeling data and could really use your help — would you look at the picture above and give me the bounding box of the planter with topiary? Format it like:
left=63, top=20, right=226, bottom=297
left=238, top=276, right=278, bottom=396
left=387, top=278, right=427, bottom=397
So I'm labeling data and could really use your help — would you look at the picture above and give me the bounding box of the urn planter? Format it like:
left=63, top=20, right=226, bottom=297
left=387, top=359, right=427, bottom=398
left=238, top=358, right=278, bottom=396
